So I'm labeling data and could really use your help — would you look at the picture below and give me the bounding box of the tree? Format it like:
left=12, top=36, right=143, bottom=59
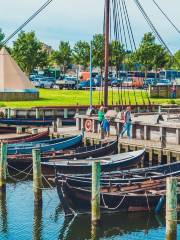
left=109, top=40, right=125, bottom=76
left=135, top=32, right=170, bottom=77
left=0, top=28, right=5, bottom=49
left=134, top=32, right=156, bottom=77
left=72, top=41, right=90, bottom=69
left=12, top=31, right=48, bottom=75
left=91, top=34, right=104, bottom=75
left=173, top=50, right=180, bottom=69
left=53, top=41, right=72, bottom=73
left=152, top=44, right=170, bottom=77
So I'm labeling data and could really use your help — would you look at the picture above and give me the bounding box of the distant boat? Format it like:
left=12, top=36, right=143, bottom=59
left=6, top=130, right=49, bottom=144
left=8, top=140, right=118, bottom=162
left=0, top=118, right=75, bottom=126
left=41, top=150, right=145, bottom=175
left=7, top=134, right=82, bottom=155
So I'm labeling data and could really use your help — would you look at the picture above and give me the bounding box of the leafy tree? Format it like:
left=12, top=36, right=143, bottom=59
left=135, top=32, right=171, bottom=77
left=72, top=41, right=90, bottom=69
left=134, top=32, right=156, bottom=77
left=124, top=52, right=137, bottom=71
left=12, top=31, right=48, bottom=75
left=152, top=44, right=170, bottom=77
left=53, top=41, right=72, bottom=73
left=109, top=40, right=125, bottom=76
left=0, top=28, right=5, bottom=49
left=173, top=50, right=180, bottom=69
left=91, top=34, right=104, bottom=75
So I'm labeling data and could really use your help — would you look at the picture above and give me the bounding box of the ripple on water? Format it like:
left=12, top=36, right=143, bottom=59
left=0, top=181, right=179, bottom=240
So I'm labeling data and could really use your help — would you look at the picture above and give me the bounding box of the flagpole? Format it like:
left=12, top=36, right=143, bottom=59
left=90, top=41, right=93, bottom=109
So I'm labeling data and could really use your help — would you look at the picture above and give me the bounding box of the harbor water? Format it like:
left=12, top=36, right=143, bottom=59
left=0, top=181, right=180, bottom=240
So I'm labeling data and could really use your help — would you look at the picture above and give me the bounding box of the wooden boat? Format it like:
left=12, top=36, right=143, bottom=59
left=9, top=135, right=73, bottom=148
left=56, top=161, right=180, bottom=187
left=0, top=118, right=75, bottom=126
left=5, top=130, right=49, bottom=144
left=0, top=126, right=19, bottom=134
left=8, top=140, right=118, bottom=162
left=41, top=150, right=145, bottom=175
left=56, top=177, right=177, bottom=216
left=7, top=134, right=82, bottom=155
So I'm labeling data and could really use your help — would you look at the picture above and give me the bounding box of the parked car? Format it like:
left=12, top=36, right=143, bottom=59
left=156, top=79, right=172, bottom=86
left=144, top=78, right=158, bottom=88
left=122, top=77, right=133, bottom=87
left=94, top=76, right=102, bottom=87
left=111, top=78, right=123, bottom=87
left=55, top=77, right=77, bottom=89
left=75, top=80, right=96, bottom=90
left=29, top=74, right=37, bottom=81
left=32, top=77, right=56, bottom=88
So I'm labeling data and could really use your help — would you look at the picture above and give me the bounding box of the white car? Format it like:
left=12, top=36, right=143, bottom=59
left=32, top=77, right=55, bottom=88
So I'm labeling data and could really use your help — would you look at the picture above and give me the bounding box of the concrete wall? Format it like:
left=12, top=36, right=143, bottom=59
left=0, top=92, right=39, bottom=101
left=149, top=85, right=180, bottom=98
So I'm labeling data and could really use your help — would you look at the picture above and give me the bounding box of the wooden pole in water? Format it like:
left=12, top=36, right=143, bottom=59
left=166, top=177, right=177, bottom=240
left=7, top=108, right=11, bottom=119
left=35, top=108, right=40, bottom=119
left=0, top=142, right=7, bottom=192
left=32, top=149, right=42, bottom=205
left=91, top=161, right=101, bottom=226
left=33, top=202, right=42, bottom=240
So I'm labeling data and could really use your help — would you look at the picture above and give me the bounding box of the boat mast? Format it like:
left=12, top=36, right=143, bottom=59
left=104, top=0, right=110, bottom=107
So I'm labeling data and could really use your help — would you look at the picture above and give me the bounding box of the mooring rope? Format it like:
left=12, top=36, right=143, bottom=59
left=7, top=166, right=33, bottom=182
left=7, top=164, right=33, bottom=177
left=101, top=193, right=126, bottom=210
left=42, top=174, right=54, bottom=190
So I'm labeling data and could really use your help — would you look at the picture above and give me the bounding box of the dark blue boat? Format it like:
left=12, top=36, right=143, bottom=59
left=41, top=150, right=145, bottom=175
left=7, top=134, right=82, bottom=155
left=0, top=118, right=75, bottom=127
left=9, top=135, right=73, bottom=148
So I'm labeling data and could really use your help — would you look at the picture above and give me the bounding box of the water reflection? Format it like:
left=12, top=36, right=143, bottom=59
left=0, top=192, right=7, bottom=233
left=33, top=203, right=42, bottom=240
left=59, top=212, right=165, bottom=240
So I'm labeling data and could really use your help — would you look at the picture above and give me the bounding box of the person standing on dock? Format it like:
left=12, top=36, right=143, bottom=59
left=98, top=106, right=105, bottom=127
left=171, top=85, right=176, bottom=99
left=101, top=116, right=110, bottom=137
left=120, top=106, right=132, bottom=139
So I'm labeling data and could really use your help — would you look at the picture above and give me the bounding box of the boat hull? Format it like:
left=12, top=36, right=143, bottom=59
left=57, top=181, right=173, bottom=216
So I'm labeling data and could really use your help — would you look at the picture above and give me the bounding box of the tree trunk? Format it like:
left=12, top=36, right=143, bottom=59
left=145, top=66, right=148, bottom=79
left=155, top=67, right=158, bottom=80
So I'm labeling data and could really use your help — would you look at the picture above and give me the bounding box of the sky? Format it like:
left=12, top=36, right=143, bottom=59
left=0, top=0, right=180, bottom=52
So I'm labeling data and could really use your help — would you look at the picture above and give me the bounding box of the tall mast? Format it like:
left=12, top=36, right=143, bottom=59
left=104, top=0, right=110, bottom=107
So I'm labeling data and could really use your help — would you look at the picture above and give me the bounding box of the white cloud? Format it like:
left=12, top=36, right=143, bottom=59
left=0, top=0, right=179, bottom=51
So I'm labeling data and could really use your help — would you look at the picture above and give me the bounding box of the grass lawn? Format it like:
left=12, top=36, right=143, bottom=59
left=0, top=89, right=179, bottom=108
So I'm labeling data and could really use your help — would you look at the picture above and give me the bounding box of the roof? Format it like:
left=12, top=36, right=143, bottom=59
left=0, top=47, right=38, bottom=93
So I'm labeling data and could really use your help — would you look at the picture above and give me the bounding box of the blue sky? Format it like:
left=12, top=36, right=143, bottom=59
left=0, top=0, right=179, bottom=52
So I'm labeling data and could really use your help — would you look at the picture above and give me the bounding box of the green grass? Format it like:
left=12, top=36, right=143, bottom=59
left=0, top=89, right=179, bottom=108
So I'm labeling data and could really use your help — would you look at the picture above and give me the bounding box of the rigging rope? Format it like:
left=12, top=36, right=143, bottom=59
left=152, top=0, right=180, bottom=35
left=2, top=0, right=54, bottom=46
left=133, top=0, right=173, bottom=57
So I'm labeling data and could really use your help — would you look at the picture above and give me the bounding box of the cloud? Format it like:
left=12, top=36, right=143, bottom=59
left=0, top=0, right=179, bottom=51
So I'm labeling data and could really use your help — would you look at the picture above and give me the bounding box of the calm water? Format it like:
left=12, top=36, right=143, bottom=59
left=0, top=181, right=180, bottom=240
